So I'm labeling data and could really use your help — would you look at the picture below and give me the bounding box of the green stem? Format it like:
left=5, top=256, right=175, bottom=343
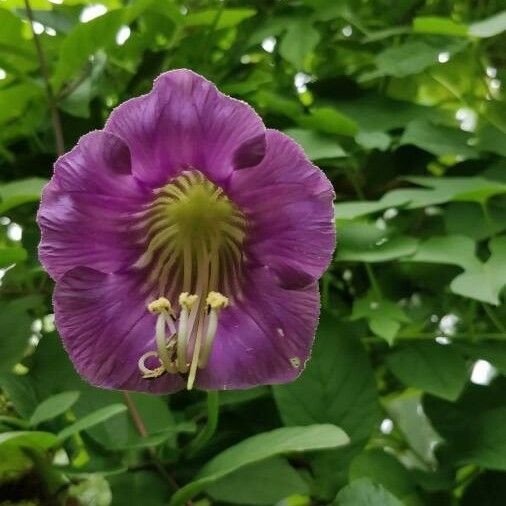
left=482, top=303, right=506, bottom=334
left=365, top=263, right=382, bottom=298
left=186, top=391, right=219, bottom=458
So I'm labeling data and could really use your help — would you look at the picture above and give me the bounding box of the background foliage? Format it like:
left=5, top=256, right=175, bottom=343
left=0, top=0, right=505, bottom=504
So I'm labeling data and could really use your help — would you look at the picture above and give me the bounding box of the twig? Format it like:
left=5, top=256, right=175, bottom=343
left=24, top=0, right=65, bottom=156
left=122, top=392, right=193, bottom=505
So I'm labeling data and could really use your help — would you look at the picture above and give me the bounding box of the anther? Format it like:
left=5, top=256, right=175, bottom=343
left=148, top=297, right=172, bottom=314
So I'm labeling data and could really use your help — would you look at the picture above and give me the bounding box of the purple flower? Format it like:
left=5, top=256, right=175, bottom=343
left=37, top=70, right=335, bottom=393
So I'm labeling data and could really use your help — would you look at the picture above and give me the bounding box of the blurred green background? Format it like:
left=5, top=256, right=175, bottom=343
left=1, top=0, right=506, bottom=505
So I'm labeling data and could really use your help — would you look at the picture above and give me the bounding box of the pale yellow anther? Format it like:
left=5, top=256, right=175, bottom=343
left=179, top=292, right=198, bottom=310
left=206, top=291, right=229, bottom=310
left=148, top=297, right=172, bottom=314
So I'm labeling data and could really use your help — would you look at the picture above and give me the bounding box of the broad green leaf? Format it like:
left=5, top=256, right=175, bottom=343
left=457, top=342, right=506, bottom=375
left=386, top=392, right=442, bottom=467
left=273, top=316, right=380, bottom=444
left=335, top=95, right=440, bottom=133
left=57, top=404, right=127, bottom=442
left=206, top=457, right=309, bottom=505
left=337, top=223, right=418, bottom=263
left=108, top=471, right=168, bottom=506
left=0, top=177, right=47, bottom=213
left=299, top=107, right=359, bottom=137
left=445, top=202, right=506, bottom=241
left=476, top=125, right=506, bottom=157
left=350, top=450, right=419, bottom=505
left=29, top=391, right=80, bottom=427
left=0, top=9, right=36, bottom=72
left=0, top=84, right=42, bottom=126
left=0, top=245, right=27, bottom=267
left=169, top=425, right=349, bottom=505
left=334, top=478, right=403, bottom=506
left=0, top=431, right=58, bottom=450
left=450, top=236, right=506, bottom=305
left=279, top=19, right=320, bottom=68
left=407, top=235, right=480, bottom=270
left=469, top=11, right=506, bottom=38
left=285, top=128, right=346, bottom=160
left=387, top=343, right=468, bottom=401
left=185, top=8, right=256, bottom=29
left=404, top=176, right=506, bottom=205
left=375, top=40, right=467, bottom=78
left=355, top=131, right=391, bottom=151
left=53, top=10, right=125, bottom=89
left=413, top=16, right=468, bottom=36
left=400, top=120, right=477, bottom=159
left=424, top=378, right=506, bottom=470
left=0, top=300, right=32, bottom=374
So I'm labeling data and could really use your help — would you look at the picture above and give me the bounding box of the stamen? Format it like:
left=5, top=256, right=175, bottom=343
left=138, top=351, right=165, bottom=378
left=136, top=170, right=245, bottom=386
left=199, top=292, right=229, bottom=368
left=177, top=292, right=198, bottom=373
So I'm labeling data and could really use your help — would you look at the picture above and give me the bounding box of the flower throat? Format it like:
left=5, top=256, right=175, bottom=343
left=135, top=170, right=246, bottom=389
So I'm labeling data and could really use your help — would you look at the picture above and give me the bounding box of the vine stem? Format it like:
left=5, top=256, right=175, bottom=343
left=24, top=0, right=65, bottom=156
left=122, top=392, right=193, bottom=505
left=186, top=391, right=219, bottom=458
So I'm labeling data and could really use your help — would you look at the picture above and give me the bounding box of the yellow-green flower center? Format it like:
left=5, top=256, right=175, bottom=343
left=135, top=170, right=246, bottom=388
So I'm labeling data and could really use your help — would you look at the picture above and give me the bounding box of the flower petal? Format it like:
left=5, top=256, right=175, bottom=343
left=105, top=69, right=266, bottom=186
left=228, top=129, right=335, bottom=287
left=38, top=131, right=149, bottom=281
left=196, top=267, right=320, bottom=390
left=54, top=267, right=185, bottom=394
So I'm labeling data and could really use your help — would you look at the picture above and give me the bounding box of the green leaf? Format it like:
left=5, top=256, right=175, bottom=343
left=337, top=223, right=418, bottom=263
left=185, top=8, right=256, bottom=29
left=387, top=343, right=468, bottom=401
left=0, top=300, right=32, bottom=374
left=285, top=128, right=346, bottom=160
left=29, top=391, right=80, bottom=427
left=0, top=431, right=58, bottom=450
left=375, top=40, right=467, bottom=78
left=400, top=120, right=477, bottom=159
left=355, top=131, right=391, bottom=151
left=206, top=457, right=309, bottom=505
left=0, top=177, right=47, bottom=213
left=351, top=293, right=410, bottom=345
left=469, top=11, right=506, bottom=38
left=274, top=315, right=380, bottom=443
left=334, top=478, right=403, bottom=506
left=350, top=450, right=419, bottom=504
left=407, top=235, right=480, bottom=270
left=413, top=16, right=468, bottom=36
left=169, top=425, right=349, bottom=505
left=424, top=378, right=506, bottom=470
left=57, top=404, right=127, bottom=442
left=450, top=236, right=506, bottom=305
left=404, top=176, right=506, bottom=205
left=299, top=107, right=359, bottom=137
left=279, top=19, right=320, bottom=68
left=53, top=10, right=125, bottom=89
left=109, top=471, right=168, bottom=506
left=0, top=245, right=27, bottom=267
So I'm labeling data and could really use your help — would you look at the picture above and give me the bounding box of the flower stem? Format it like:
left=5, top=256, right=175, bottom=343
left=482, top=303, right=506, bottom=334
left=186, top=391, right=219, bottom=458
left=23, top=0, right=65, bottom=156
